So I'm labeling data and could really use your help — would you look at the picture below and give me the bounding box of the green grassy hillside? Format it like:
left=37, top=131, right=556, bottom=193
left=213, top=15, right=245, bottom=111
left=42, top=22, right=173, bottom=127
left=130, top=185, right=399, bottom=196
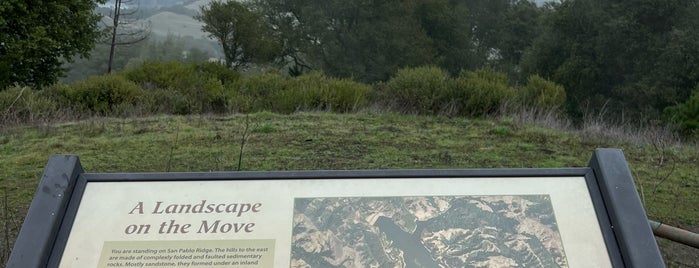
left=1, top=113, right=697, bottom=266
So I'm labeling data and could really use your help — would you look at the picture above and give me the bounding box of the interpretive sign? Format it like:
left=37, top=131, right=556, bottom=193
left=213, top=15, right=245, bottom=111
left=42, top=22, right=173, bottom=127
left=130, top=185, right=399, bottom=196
left=8, top=149, right=664, bottom=267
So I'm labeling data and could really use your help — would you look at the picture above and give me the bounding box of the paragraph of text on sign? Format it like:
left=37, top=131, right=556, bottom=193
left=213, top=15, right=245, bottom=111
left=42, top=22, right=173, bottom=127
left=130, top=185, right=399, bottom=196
left=97, top=239, right=274, bottom=268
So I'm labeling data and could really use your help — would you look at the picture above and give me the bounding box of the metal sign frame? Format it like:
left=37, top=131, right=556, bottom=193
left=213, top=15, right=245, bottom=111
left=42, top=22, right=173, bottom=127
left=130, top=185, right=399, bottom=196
left=7, top=149, right=664, bottom=267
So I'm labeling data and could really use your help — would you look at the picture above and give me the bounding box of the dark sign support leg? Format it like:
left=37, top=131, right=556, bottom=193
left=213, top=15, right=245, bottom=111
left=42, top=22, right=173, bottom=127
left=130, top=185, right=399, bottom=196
left=6, top=155, right=83, bottom=268
left=589, top=148, right=665, bottom=267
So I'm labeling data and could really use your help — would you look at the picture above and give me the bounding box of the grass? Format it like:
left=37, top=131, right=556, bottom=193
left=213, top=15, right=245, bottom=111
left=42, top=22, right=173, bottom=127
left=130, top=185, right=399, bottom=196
left=1, top=112, right=697, bottom=266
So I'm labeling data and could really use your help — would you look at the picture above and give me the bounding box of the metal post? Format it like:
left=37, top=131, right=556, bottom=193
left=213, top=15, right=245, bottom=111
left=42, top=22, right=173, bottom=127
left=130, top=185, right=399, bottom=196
left=649, top=220, right=699, bottom=249
left=7, top=155, right=83, bottom=268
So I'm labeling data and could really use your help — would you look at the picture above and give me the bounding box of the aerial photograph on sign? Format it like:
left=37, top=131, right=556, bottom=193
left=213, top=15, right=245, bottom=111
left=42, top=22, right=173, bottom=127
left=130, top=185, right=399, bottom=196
left=291, top=195, right=567, bottom=268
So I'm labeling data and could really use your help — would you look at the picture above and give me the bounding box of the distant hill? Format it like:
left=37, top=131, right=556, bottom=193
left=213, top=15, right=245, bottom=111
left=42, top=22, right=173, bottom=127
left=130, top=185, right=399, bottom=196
left=534, top=0, right=558, bottom=6
left=96, top=0, right=222, bottom=59
left=100, top=0, right=192, bottom=9
left=147, top=11, right=208, bottom=40
left=184, top=0, right=215, bottom=11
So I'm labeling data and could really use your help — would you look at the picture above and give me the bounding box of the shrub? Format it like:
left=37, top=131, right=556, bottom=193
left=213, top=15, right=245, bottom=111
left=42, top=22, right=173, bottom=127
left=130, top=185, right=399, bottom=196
left=224, top=89, right=255, bottom=114
left=124, top=61, right=198, bottom=90
left=125, top=61, right=230, bottom=114
left=324, top=77, right=372, bottom=112
left=202, top=78, right=226, bottom=113
left=195, top=62, right=240, bottom=86
left=451, top=68, right=516, bottom=116
left=228, top=73, right=287, bottom=112
left=135, top=80, right=225, bottom=115
left=519, top=75, right=566, bottom=110
left=274, top=72, right=372, bottom=113
left=383, top=66, right=451, bottom=114
left=273, top=73, right=321, bottom=113
left=138, top=89, right=195, bottom=115
left=664, top=90, right=699, bottom=136
left=53, top=74, right=142, bottom=115
left=0, top=87, right=61, bottom=123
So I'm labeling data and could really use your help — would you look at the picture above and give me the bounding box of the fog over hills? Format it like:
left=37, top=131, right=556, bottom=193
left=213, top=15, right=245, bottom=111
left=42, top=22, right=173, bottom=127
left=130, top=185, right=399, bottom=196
left=98, top=0, right=219, bottom=55
left=184, top=0, right=215, bottom=10
left=99, top=0, right=210, bottom=39
left=147, top=11, right=208, bottom=39
left=100, top=0, right=191, bottom=9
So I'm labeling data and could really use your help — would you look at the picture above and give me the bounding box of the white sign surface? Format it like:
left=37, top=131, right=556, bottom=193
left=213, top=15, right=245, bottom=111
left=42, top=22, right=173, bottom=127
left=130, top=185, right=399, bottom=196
left=60, top=177, right=611, bottom=267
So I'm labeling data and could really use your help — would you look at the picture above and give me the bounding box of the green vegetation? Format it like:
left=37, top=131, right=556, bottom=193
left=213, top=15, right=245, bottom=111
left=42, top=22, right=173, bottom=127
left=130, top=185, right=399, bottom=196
left=53, top=74, right=142, bottom=115
left=257, top=0, right=699, bottom=126
left=455, top=68, right=517, bottom=116
left=380, top=66, right=564, bottom=117
left=3, top=0, right=698, bottom=130
left=1, top=113, right=697, bottom=265
left=0, top=87, right=61, bottom=123
left=1, top=61, right=383, bottom=122
left=665, top=90, right=699, bottom=137
left=195, top=0, right=279, bottom=70
left=0, top=0, right=106, bottom=88
left=273, top=72, right=372, bottom=113
left=383, top=66, right=451, bottom=113
left=0, top=60, right=696, bottom=265
left=520, top=75, right=566, bottom=111
left=523, top=0, right=699, bottom=121
left=226, top=70, right=372, bottom=114
left=2, top=0, right=699, bottom=265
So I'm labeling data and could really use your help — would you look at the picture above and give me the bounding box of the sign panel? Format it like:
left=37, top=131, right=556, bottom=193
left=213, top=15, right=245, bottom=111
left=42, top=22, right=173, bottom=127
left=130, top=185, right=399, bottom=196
left=7, top=149, right=666, bottom=267
left=60, top=177, right=610, bottom=267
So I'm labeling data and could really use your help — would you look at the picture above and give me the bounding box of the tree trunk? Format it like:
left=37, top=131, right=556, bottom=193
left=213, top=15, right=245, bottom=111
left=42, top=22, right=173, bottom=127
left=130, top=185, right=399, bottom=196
left=107, top=0, right=122, bottom=74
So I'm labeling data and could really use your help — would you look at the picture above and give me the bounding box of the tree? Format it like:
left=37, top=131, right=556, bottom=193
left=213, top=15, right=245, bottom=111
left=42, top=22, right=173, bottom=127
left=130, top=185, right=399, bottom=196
left=490, top=0, right=542, bottom=81
left=106, top=0, right=151, bottom=73
left=0, top=0, right=107, bottom=89
left=415, top=0, right=477, bottom=75
left=257, top=0, right=457, bottom=82
left=195, top=0, right=279, bottom=70
left=256, top=0, right=538, bottom=82
left=522, top=0, right=699, bottom=121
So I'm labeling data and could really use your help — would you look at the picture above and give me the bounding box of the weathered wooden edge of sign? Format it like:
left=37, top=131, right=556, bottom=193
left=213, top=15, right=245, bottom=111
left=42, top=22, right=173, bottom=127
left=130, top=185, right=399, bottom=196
left=6, top=155, right=83, bottom=268
left=590, top=148, right=665, bottom=267
left=6, top=149, right=665, bottom=267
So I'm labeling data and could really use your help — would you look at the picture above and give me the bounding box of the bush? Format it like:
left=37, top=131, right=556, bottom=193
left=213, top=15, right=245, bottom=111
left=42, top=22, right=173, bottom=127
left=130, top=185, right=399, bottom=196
left=195, top=62, right=240, bottom=86
left=138, top=89, right=195, bottom=115
left=664, top=90, right=699, bottom=136
left=324, top=77, right=372, bottom=112
left=273, top=73, right=322, bottom=113
left=201, top=78, right=227, bottom=113
left=124, top=61, right=198, bottom=90
left=275, top=72, right=372, bottom=113
left=228, top=72, right=287, bottom=112
left=0, top=87, right=61, bottom=123
left=383, top=66, right=451, bottom=114
left=226, top=72, right=371, bottom=114
left=519, top=75, right=566, bottom=110
left=125, top=61, right=230, bottom=114
left=451, top=68, right=516, bottom=116
left=53, top=74, right=142, bottom=115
